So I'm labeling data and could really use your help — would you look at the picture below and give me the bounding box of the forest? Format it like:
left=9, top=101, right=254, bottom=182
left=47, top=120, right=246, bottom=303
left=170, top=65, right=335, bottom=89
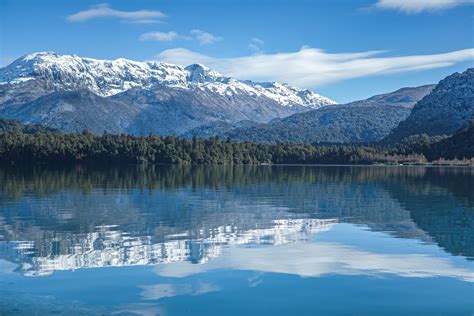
left=0, top=119, right=472, bottom=165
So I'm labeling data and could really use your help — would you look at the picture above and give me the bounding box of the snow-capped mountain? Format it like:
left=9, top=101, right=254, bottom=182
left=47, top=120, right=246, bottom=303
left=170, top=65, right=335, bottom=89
left=0, top=51, right=188, bottom=96
left=0, top=51, right=335, bottom=108
left=0, top=52, right=335, bottom=135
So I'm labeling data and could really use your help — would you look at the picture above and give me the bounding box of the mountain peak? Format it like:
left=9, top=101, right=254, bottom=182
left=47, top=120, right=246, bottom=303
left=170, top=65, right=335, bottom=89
left=22, top=51, right=59, bottom=61
left=184, top=63, right=225, bottom=82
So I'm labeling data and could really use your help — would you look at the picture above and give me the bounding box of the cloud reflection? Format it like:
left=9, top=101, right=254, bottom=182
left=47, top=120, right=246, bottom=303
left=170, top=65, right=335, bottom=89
left=154, top=238, right=474, bottom=282
left=140, top=282, right=219, bottom=301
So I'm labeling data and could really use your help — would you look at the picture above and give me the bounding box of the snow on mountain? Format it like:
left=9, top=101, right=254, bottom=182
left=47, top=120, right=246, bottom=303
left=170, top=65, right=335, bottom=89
left=0, top=51, right=189, bottom=96
left=0, top=52, right=336, bottom=109
left=245, top=80, right=335, bottom=107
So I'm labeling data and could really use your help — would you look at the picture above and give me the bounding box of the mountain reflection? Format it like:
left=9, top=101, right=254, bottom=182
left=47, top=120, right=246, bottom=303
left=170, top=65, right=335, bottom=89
left=4, top=219, right=334, bottom=276
left=0, top=165, right=473, bottom=276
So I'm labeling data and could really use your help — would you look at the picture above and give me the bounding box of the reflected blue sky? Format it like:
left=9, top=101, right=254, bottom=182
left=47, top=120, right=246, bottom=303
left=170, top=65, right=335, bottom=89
left=0, top=165, right=473, bottom=315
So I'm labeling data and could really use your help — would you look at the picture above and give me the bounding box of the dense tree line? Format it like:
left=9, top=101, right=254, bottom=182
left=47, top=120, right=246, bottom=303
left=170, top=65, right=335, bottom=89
left=0, top=119, right=472, bottom=165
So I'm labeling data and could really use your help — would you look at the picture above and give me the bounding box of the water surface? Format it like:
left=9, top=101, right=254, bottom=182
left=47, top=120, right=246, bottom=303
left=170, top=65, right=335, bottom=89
left=0, top=165, right=473, bottom=315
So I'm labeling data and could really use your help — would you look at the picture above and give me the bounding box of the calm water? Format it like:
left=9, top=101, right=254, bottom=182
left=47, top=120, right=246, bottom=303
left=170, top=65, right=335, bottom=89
left=0, top=165, right=473, bottom=315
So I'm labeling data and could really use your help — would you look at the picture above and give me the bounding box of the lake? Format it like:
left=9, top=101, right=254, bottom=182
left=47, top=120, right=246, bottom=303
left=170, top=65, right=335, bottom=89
left=0, top=165, right=473, bottom=315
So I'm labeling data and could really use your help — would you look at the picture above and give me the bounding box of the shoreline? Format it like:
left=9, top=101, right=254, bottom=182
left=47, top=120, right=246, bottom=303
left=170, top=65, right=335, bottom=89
left=3, top=161, right=474, bottom=168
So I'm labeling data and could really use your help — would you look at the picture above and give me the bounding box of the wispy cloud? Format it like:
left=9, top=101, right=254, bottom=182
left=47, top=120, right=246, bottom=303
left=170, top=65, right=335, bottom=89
left=67, top=3, right=166, bottom=24
left=139, top=29, right=222, bottom=45
left=190, top=29, right=223, bottom=45
left=374, top=0, right=473, bottom=13
left=249, top=37, right=264, bottom=53
left=139, top=31, right=187, bottom=42
left=139, top=282, right=219, bottom=301
left=156, top=47, right=474, bottom=88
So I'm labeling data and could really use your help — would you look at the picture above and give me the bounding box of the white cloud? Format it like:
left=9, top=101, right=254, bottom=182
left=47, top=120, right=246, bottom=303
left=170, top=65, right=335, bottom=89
left=139, top=31, right=187, bottom=42
left=139, top=29, right=222, bottom=45
left=156, top=47, right=474, bottom=88
left=375, top=0, right=473, bottom=13
left=67, top=3, right=166, bottom=23
left=249, top=37, right=265, bottom=52
left=190, top=29, right=223, bottom=45
left=251, top=38, right=264, bottom=46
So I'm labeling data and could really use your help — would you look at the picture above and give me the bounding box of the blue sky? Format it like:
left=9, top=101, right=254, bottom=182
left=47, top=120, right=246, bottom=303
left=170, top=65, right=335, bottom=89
left=1, top=0, right=473, bottom=102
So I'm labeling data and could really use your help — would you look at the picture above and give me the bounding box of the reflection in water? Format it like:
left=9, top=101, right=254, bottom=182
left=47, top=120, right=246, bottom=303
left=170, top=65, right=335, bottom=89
left=152, top=234, right=474, bottom=282
left=0, top=165, right=473, bottom=314
left=5, top=219, right=335, bottom=276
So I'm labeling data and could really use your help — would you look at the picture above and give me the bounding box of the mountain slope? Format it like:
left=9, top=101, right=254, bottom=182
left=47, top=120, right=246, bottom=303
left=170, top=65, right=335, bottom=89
left=0, top=52, right=336, bottom=135
left=1, top=90, right=140, bottom=134
left=115, top=83, right=314, bottom=135
left=182, top=120, right=258, bottom=139
left=226, top=106, right=413, bottom=144
left=386, top=68, right=474, bottom=142
left=191, top=85, right=434, bottom=143
left=344, top=85, right=435, bottom=108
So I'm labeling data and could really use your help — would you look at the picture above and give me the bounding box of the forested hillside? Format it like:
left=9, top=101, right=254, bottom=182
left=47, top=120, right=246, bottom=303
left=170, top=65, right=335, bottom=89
left=386, top=68, right=474, bottom=142
left=188, top=85, right=434, bottom=144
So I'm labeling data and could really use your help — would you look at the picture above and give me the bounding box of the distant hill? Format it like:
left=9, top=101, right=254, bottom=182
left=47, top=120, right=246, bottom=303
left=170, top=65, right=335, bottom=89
left=386, top=68, right=474, bottom=143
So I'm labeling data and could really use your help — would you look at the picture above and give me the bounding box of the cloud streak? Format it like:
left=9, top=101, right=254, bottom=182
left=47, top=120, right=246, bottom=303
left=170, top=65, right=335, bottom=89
left=139, top=31, right=186, bottom=42
left=374, top=0, right=473, bottom=13
left=139, top=29, right=222, bottom=45
left=156, top=47, right=474, bottom=88
left=249, top=38, right=265, bottom=52
left=68, top=3, right=166, bottom=23
left=190, top=29, right=223, bottom=45
left=139, top=282, right=219, bottom=301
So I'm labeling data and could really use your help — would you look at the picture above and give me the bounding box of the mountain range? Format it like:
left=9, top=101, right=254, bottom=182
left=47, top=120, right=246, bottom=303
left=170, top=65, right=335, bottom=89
left=185, top=85, right=435, bottom=143
left=0, top=52, right=335, bottom=135
left=186, top=68, right=473, bottom=144
left=0, top=52, right=472, bottom=143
